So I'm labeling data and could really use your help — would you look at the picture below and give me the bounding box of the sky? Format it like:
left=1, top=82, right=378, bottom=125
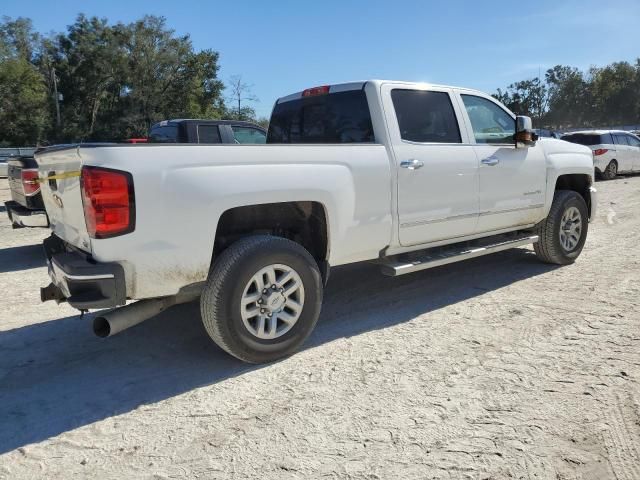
left=2, top=0, right=640, bottom=118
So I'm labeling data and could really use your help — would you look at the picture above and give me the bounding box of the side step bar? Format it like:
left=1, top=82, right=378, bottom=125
left=379, top=235, right=539, bottom=276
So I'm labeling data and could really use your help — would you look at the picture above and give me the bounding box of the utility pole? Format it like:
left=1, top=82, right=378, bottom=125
left=52, top=67, right=61, bottom=128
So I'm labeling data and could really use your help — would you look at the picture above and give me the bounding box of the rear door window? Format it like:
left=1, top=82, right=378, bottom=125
left=197, top=125, right=222, bottom=144
left=461, top=95, right=515, bottom=145
left=232, top=126, right=267, bottom=144
left=268, top=90, right=374, bottom=143
left=613, top=134, right=630, bottom=146
left=391, top=89, right=461, bottom=143
left=627, top=135, right=640, bottom=148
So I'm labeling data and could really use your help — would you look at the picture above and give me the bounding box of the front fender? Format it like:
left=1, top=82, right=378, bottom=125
left=541, top=139, right=595, bottom=217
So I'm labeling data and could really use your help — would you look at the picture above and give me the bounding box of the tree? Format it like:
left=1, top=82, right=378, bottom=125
left=493, top=77, right=547, bottom=126
left=48, top=15, right=129, bottom=141
left=34, top=14, right=226, bottom=142
left=0, top=16, right=40, bottom=61
left=0, top=58, right=50, bottom=145
left=589, top=61, right=638, bottom=126
left=544, top=65, right=591, bottom=128
left=0, top=17, right=49, bottom=145
left=0, top=15, right=230, bottom=144
left=119, top=16, right=225, bottom=137
left=227, top=75, right=258, bottom=121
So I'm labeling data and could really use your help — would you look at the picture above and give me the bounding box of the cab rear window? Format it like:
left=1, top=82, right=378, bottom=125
left=267, top=90, right=374, bottom=144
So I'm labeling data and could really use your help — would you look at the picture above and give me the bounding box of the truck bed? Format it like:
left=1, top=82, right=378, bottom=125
left=35, top=143, right=392, bottom=299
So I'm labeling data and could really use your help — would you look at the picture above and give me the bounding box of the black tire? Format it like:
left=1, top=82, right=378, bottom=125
left=534, top=190, right=589, bottom=265
left=200, top=235, right=323, bottom=363
left=603, top=160, right=617, bottom=180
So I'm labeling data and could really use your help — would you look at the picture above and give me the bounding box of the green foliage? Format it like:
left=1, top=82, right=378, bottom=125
left=0, top=57, right=50, bottom=146
left=0, top=16, right=40, bottom=61
left=495, top=61, right=640, bottom=129
left=118, top=16, right=225, bottom=138
left=0, top=17, right=49, bottom=146
left=494, top=77, right=547, bottom=123
left=589, top=61, right=639, bottom=126
left=0, top=14, right=232, bottom=145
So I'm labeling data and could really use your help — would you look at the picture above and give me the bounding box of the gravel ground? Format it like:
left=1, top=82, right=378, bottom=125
left=0, top=176, right=639, bottom=480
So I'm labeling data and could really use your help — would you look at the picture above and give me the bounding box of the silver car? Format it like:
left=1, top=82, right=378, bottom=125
left=561, top=130, right=640, bottom=180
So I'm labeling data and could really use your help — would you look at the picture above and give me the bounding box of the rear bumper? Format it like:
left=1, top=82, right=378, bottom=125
left=593, top=155, right=611, bottom=172
left=42, top=235, right=126, bottom=310
left=5, top=201, right=49, bottom=228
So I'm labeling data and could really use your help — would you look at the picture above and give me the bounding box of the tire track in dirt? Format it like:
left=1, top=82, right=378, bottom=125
left=603, top=393, right=640, bottom=480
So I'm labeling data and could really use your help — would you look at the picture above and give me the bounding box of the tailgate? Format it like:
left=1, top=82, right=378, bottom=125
left=35, top=146, right=91, bottom=251
left=7, top=158, right=26, bottom=205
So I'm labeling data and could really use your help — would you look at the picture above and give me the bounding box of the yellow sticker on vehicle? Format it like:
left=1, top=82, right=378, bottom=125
left=35, top=171, right=81, bottom=183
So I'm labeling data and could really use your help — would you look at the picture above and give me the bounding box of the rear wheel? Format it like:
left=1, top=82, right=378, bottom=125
left=200, top=235, right=323, bottom=363
left=603, top=160, right=617, bottom=180
left=534, top=190, right=588, bottom=265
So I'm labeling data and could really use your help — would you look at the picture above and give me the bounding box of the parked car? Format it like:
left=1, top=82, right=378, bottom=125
left=561, top=130, right=640, bottom=180
left=36, top=80, right=596, bottom=363
left=4, top=153, right=49, bottom=228
left=534, top=129, right=564, bottom=139
left=0, top=147, right=36, bottom=178
left=149, top=119, right=267, bottom=144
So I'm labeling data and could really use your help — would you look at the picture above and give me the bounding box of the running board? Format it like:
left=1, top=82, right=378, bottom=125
left=379, top=235, right=539, bottom=276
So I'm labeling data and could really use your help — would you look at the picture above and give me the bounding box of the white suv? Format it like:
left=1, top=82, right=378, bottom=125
left=562, top=130, right=640, bottom=180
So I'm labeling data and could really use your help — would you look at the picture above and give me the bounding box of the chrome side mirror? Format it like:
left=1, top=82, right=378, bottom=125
left=515, top=115, right=538, bottom=147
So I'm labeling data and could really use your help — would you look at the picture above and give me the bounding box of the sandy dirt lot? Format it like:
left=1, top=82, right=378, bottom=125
left=0, top=176, right=639, bottom=480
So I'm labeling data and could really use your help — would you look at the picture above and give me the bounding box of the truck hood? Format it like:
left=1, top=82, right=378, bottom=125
left=538, top=138, right=594, bottom=175
left=538, top=137, right=592, bottom=158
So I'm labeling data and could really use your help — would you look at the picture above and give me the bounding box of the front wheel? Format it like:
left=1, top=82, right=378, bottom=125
left=534, top=190, right=589, bottom=265
left=200, top=235, right=323, bottom=363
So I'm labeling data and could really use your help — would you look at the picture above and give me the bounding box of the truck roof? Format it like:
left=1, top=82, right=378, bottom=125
left=275, top=80, right=490, bottom=104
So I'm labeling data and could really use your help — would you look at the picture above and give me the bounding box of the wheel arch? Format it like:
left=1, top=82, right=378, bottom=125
left=211, top=200, right=330, bottom=277
left=552, top=173, right=593, bottom=218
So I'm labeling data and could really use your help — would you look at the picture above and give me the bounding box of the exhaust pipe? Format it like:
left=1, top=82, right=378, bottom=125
left=93, top=297, right=177, bottom=338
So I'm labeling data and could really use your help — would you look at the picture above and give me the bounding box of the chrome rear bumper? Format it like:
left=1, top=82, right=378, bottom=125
left=5, top=201, right=49, bottom=228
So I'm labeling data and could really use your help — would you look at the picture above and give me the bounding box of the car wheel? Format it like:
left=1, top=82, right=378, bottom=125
left=604, top=160, right=617, bottom=180
left=534, top=190, right=589, bottom=265
left=200, top=235, right=323, bottom=363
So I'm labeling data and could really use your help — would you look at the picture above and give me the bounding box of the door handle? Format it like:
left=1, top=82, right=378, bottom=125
left=400, top=159, right=424, bottom=170
left=481, top=156, right=500, bottom=166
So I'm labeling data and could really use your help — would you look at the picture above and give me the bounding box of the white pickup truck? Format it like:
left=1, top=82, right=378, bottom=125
left=36, top=80, right=597, bottom=363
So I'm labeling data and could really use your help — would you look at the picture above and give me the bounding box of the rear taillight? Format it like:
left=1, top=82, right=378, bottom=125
left=593, top=148, right=608, bottom=156
left=80, top=166, right=135, bottom=238
left=21, top=169, right=40, bottom=196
